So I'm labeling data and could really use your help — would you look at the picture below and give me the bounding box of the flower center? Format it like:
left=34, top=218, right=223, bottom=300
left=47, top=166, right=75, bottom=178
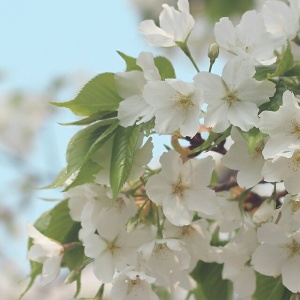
left=131, top=275, right=141, bottom=286
left=181, top=225, right=195, bottom=236
left=107, top=242, right=119, bottom=253
left=290, top=121, right=300, bottom=139
left=172, top=179, right=189, bottom=197
left=223, top=90, right=238, bottom=105
left=176, top=94, right=192, bottom=109
left=286, top=240, right=300, bottom=258
left=288, top=152, right=300, bottom=173
left=291, top=201, right=300, bottom=214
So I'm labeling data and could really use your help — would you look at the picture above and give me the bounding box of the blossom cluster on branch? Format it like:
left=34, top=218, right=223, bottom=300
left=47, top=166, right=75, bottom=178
left=24, top=0, right=300, bottom=299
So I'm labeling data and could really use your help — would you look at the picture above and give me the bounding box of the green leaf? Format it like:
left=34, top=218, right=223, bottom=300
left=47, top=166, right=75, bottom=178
left=191, top=262, right=233, bottom=300
left=154, top=56, right=176, bottom=80
left=267, top=43, right=294, bottom=79
left=46, top=120, right=117, bottom=190
left=52, top=73, right=122, bottom=116
left=19, top=262, right=42, bottom=299
left=110, top=125, right=140, bottom=200
left=117, top=51, right=142, bottom=72
left=255, top=65, right=277, bottom=81
left=42, top=199, right=77, bottom=242
left=59, top=111, right=117, bottom=126
left=259, top=79, right=286, bottom=112
left=66, top=120, right=114, bottom=177
left=238, top=127, right=266, bottom=156
left=284, top=61, right=300, bottom=77
left=255, top=44, right=294, bottom=81
left=252, top=273, right=292, bottom=300
left=65, top=159, right=102, bottom=190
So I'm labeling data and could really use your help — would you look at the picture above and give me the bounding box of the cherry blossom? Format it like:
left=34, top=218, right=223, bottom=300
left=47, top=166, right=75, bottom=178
left=146, top=151, right=217, bottom=226
left=195, top=56, right=275, bottom=132
left=258, top=90, right=300, bottom=159
left=214, top=10, right=280, bottom=64
left=27, top=224, right=64, bottom=286
left=138, top=0, right=195, bottom=47
left=252, top=222, right=300, bottom=293
left=143, top=79, right=203, bottom=137
left=116, top=52, right=160, bottom=127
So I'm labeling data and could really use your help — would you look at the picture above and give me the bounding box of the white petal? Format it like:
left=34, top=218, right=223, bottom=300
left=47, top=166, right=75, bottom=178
left=40, top=256, right=62, bottom=286
left=251, top=244, right=285, bottom=276
left=138, top=20, right=175, bottom=47
left=163, top=195, right=193, bottom=226
left=281, top=257, right=300, bottom=293
left=214, top=17, right=236, bottom=53
left=222, top=56, right=255, bottom=90
left=83, top=234, right=107, bottom=258
left=115, top=71, right=145, bottom=98
left=93, top=252, right=115, bottom=283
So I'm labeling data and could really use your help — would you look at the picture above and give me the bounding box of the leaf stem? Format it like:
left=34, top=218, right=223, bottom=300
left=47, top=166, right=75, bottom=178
left=177, top=42, right=200, bottom=73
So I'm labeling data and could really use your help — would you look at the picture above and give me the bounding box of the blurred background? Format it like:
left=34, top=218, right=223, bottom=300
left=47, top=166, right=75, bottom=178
left=0, top=0, right=256, bottom=298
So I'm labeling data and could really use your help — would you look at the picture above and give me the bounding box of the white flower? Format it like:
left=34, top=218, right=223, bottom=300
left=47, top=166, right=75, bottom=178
left=222, top=127, right=266, bottom=188
left=214, top=10, right=279, bottom=64
left=27, top=224, right=64, bottom=286
left=194, top=56, right=275, bottom=132
left=116, top=52, right=160, bottom=127
left=67, top=183, right=99, bottom=222
left=111, top=266, right=158, bottom=300
left=262, top=147, right=300, bottom=194
left=275, top=194, right=300, bottom=231
left=138, top=238, right=190, bottom=286
left=253, top=198, right=276, bottom=224
left=221, top=227, right=258, bottom=299
left=164, top=219, right=221, bottom=269
left=258, top=90, right=300, bottom=159
left=252, top=222, right=300, bottom=293
left=290, top=0, right=300, bottom=17
left=199, top=193, right=243, bottom=233
left=83, top=214, right=151, bottom=283
left=262, top=0, right=299, bottom=43
left=138, top=0, right=195, bottom=47
left=143, top=79, right=203, bottom=137
left=146, top=151, right=217, bottom=226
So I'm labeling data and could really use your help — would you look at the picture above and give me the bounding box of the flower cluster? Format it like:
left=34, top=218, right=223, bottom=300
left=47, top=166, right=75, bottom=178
left=26, top=0, right=300, bottom=299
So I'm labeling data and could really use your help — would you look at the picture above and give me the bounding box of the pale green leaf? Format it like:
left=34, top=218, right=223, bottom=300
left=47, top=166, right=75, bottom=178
left=117, top=51, right=142, bottom=72
left=267, top=43, right=294, bottom=79
left=238, top=127, right=266, bottom=156
left=154, top=56, right=176, bottom=80
left=52, top=73, right=122, bottom=116
left=59, top=111, right=117, bottom=126
left=259, top=79, right=286, bottom=112
left=252, top=273, right=292, bottom=300
left=110, top=125, right=140, bottom=200
left=192, top=262, right=233, bottom=300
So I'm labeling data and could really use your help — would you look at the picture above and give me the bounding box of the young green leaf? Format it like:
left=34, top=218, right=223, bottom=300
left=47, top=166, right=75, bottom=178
left=110, top=125, right=140, bottom=201
left=154, top=56, right=176, bottom=80
left=252, top=273, right=292, bottom=300
left=52, top=73, right=122, bottom=116
left=117, top=51, right=142, bottom=72
left=259, top=79, right=286, bottom=113
left=192, top=262, right=233, bottom=300
left=238, top=127, right=266, bottom=156
left=267, top=43, right=294, bottom=79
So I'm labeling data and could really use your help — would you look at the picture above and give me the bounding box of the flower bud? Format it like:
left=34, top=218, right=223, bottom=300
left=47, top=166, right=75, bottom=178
left=208, top=43, right=219, bottom=63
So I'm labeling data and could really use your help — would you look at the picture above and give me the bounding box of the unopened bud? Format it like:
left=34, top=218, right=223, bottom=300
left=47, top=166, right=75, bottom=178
left=208, top=43, right=219, bottom=63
